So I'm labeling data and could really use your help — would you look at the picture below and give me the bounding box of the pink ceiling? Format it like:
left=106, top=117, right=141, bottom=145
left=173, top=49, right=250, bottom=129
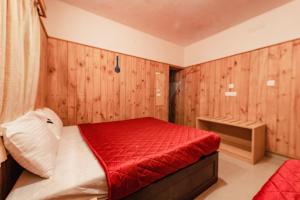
left=61, top=0, right=291, bottom=46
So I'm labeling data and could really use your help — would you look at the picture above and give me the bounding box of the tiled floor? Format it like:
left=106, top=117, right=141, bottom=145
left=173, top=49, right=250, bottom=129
left=195, top=152, right=288, bottom=200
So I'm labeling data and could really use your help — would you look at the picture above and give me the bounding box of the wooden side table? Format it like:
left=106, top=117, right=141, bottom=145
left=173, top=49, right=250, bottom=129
left=196, top=117, right=266, bottom=164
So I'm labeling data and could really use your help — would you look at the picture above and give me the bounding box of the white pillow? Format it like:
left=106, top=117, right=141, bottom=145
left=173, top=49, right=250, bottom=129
left=2, top=112, right=59, bottom=178
left=35, top=108, right=63, bottom=140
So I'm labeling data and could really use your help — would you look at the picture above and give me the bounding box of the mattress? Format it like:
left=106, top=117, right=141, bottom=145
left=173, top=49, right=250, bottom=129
left=79, top=117, right=220, bottom=199
left=253, top=160, right=300, bottom=200
left=7, top=126, right=108, bottom=200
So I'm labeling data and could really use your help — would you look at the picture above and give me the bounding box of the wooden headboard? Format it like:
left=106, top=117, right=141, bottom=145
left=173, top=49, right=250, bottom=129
left=0, top=155, right=22, bottom=200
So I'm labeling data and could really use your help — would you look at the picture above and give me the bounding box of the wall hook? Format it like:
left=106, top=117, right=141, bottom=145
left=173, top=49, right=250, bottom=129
left=115, top=56, right=121, bottom=73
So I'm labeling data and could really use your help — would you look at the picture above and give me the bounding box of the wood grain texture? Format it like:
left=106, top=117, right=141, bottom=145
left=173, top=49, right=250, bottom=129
left=45, top=37, right=169, bottom=125
left=175, top=39, right=300, bottom=158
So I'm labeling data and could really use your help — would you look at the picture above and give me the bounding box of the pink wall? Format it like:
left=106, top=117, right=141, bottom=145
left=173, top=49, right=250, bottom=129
left=184, top=1, right=300, bottom=66
left=43, top=0, right=300, bottom=67
left=43, top=0, right=184, bottom=66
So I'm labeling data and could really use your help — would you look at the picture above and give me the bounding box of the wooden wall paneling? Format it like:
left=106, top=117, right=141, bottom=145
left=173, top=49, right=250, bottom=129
left=239, top=53, right=250, bottom=122
left=155, top=63, right=165, bottom=119
left=124, top=56, right=132, bottom=119
left=199, top=64, right=208, bottom=117
left=266, top=43, right=293, bottom=154
left=276, top=42, right=293, bottom=155
left=92, top=48, right=101, bottom=123
left=135, top=58, right=144, bottom=118
left=196, top=64, right=202, bottom=120
left=100, top=50, right=108, bottom=122
left=130, top=57, right=138, bottom=119
left=204, top=63, right=210, bottom=117
left=45, top=38, right=169, bottom=125
left=160, top=64, right=168, bottom=121
left=67, top=42, right=77, bottom=125
left=113, top=54, right=121, bottom=121
left=248, top=48, right=268, bottom=123
left=255, top=48, right=268, bottom=123
left=106, top=51, right=115, bottom=121
left=140, top=59, right=147, bottom=118
left=113, top=53, right=121, bottom=121
left=149, top=61, right=157, bottom=118
left=208, top=61, right=216, bottom=118
left=164, top=64, right=170, bottom=121
left=194, top=67, right=201, bottom=124
left=175, top=38, right=300, bottom=158
left=119, top=54, right=127, bottom=121
left=292, top=39, right=300, bottom=157
left=157, top=62, right=169, bottom=120
left=232, top=55, right=242, bottom=121
left=189, top=66, right=195, bottom=126
left=47, top=38, right=68, bottom=123
left=153, top=61, right=160, bottom=119
left=191, top=66, right=200, bottom=127
left=56, top=41, right=68, bottom=123
left=182, top=70, right=187, bottom=124
left=288, top=40, right=297, bottom=157
left=213, top=61, right=221, bottom=118
left=226, top=55, right=238, bottom=119
left=223, top=57, right=230, bottom=119
left=75, top=44, right=87, bottom=124
left=46, top=39, right=58, bottom=113
left=248, top=50, right=260, bottom=122
left=219, top=58, right=228, bottom=118
left=107, top=51, right=120, bottom=121
left=266, top=45, right=280, bottom=152
left=144, top=60, right=151, bottom=117
left=85, top=47, right=95, bottom=123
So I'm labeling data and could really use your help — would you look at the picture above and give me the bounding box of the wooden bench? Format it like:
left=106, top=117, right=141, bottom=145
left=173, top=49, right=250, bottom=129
left=196, top=117, right=266, bottom=164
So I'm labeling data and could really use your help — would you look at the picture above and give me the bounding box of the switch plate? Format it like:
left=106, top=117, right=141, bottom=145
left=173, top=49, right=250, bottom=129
left=225, top=91, right=237, bottom=97
left=267, top=80, right=275, bottom=86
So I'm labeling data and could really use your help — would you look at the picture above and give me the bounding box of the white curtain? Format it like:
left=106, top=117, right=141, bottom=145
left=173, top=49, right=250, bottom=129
left=0, top=0, right=7, bottom=165
left=0, top=0, right=41, bottom=165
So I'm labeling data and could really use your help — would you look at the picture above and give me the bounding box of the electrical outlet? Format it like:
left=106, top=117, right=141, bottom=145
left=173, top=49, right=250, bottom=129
left=225, top=91, right=237, bottom=96
left=267, top=80, right=275, bottom=87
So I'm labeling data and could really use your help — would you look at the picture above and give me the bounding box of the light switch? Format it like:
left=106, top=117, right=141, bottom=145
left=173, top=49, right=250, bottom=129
left=267, top=80, right=275, bottom=87
left=228, top=83, right=235, bottom=89
left=225, top=91, right=237, bottom=96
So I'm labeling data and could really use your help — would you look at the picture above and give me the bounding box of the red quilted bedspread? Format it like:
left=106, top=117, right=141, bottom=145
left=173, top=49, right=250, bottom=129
left=79, top=117, right=220, bottom=200
left=253, top=160, right=300, bottom=200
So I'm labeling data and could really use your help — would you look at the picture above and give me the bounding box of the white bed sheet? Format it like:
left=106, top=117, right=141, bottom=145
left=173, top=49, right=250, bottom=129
left=7, top=126, right=108, bottom=200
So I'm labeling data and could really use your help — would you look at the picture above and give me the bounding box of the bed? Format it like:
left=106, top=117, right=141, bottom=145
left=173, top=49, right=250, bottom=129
left=2, top=118, right=220, bottom=200
left=253, top=160, right=300, bottom=200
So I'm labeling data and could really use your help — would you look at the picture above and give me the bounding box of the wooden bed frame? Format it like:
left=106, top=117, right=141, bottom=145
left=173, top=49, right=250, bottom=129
left=1, top=152, right=218, bottom=200
left=0, top=155, right=22, bottom=200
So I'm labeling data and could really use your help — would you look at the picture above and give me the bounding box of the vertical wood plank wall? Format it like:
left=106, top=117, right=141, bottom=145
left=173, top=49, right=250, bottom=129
left=35, top=24, right=48, bottom=108
left=175, top=39, right=300, bottom=158
left=45, top=37, right=169, bottom=125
